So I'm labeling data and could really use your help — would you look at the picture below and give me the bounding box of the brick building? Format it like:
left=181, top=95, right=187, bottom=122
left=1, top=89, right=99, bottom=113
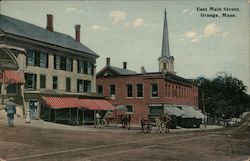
left=96, top=10, right=202, bottom=126
left=0, top=14, right=114, bottom=124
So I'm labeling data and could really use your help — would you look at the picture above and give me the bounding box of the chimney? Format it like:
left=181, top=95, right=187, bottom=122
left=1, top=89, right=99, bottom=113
left=75, top=24, right=81, bottom=42
left=106, top=57, right=110, bottom=66
left=123, top=62, right=127, bottom=69
left=141, top=66, right=146, bottom=74
left=46, top=14, right=53, bottom=31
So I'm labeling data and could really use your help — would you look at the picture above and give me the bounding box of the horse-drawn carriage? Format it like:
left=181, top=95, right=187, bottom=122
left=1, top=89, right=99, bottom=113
left=140, top=113, right=172, bottom=133
left=105, top=106, right=132, bottom=129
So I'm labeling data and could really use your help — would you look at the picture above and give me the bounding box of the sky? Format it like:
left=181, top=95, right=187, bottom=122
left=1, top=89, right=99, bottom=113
left=0, top=0, right=249, bottom=92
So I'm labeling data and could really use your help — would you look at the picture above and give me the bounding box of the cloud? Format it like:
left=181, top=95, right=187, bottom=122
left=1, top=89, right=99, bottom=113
left=182, top=31, right=202, bottom=42
left=182, top=9, right=194, bottom=15
left=124, top=18, right=145, bottom=28
left=204, top=22, right=220, bottom=37
left=65, top=7, right=79, bottom=13
left=110, top=10, right=126, bottom=25
left=183, top=31, right=197, bottom=39
left=132, top=18, right=144, bottom=28
left=181, top=23, right=229, bottom=42
left=91, top=25, right=107, bottom=32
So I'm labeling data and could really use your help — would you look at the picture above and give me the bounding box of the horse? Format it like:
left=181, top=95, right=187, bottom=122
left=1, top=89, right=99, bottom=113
left=140, top=116, right=152, bottom=133
left=121, top=114, right=131, bottom=130
left=156, top=113, right=171, bottom=133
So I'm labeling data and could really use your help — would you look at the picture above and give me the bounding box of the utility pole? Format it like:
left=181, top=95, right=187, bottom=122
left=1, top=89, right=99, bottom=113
left=202, top=90, right=207, bottom=130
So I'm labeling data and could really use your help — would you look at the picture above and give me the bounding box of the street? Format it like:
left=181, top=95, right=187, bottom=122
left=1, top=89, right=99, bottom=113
left=0, top=119, right=249, bottom=161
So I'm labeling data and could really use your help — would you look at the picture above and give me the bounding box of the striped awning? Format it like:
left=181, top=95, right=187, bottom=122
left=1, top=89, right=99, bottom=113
left=79, top=99, right=115, bottom=111
left=42, top=97, right=115, bottom=111
left=0, top=70, right=25, bottom=84
left=42, top=97, right=82, bottom=109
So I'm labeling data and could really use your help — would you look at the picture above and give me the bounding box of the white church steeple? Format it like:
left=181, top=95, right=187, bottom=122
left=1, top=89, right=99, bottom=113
left=158, top=9, right=175, bottom=74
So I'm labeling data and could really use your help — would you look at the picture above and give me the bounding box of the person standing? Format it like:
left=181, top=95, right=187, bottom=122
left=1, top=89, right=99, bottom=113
left=5, top=97, right=16, bottom=127
left=95, top=111, right=102, bottom=128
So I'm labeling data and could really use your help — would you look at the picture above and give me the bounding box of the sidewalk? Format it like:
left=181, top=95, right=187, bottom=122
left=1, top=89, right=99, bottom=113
left=0, top=116, right=224, bottom=133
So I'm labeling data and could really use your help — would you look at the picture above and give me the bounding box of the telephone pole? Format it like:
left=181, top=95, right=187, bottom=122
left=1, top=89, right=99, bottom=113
left=202, top=90, right=207, bottom=130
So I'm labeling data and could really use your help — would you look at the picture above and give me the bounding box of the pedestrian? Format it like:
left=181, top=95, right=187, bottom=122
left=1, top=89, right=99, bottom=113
left=5, top=97, right=16, bottom=127
left=95, top=111, right=102, bottom=128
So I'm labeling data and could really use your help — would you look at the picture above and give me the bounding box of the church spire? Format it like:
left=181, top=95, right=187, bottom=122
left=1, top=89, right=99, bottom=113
left=161, top=8, right=170, bottom=58
left=158, top=9, right=175, bottom=74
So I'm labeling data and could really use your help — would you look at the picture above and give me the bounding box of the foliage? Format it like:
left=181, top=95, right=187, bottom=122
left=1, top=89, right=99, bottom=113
left=196, top=72, right=250, bottom=119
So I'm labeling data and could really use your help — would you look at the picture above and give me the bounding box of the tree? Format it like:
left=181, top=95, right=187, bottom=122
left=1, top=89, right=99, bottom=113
left=196, top=72, right=249, bottom=119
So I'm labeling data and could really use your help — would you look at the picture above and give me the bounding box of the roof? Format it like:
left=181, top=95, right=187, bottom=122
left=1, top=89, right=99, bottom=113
left=0, top=14, right=98, bottom=57
left=97, top=65, right=137, bottom=77
left=109, top=66, right=137, bottom=75
left=0, top=70, right=25, bottom=84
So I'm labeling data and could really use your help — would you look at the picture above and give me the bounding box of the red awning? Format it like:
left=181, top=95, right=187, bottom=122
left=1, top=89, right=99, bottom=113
left=0, top=70, right=25, bottom=84
left=42, top=97, right=82, bottom=109
left=79, top=99, right=115, bottom=111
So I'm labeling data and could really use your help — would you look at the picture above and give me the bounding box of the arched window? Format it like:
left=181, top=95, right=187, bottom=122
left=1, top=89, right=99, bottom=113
left=163, top=62, right=167, bottom=70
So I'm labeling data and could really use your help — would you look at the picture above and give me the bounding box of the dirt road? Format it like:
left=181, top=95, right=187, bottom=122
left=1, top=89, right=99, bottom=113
left=0, top=121, right=249, bottom=161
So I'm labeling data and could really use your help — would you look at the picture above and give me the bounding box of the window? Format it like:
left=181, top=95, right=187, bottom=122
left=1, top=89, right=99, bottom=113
left=78, top=60, right=93, bottom=75
left=66, top=77, right=71, bottom=92
left=109, top=84, right=115, bottom=96
left=84, top=80, right=91, bottom=93
left=54, top=55, right=73, bottom=71
left=84, top=61, right=88, bottom=74
left=27, top=49, right=35, bottom=66
left=136, top=84, right=143, bottom=97
left=24, top=73, right=37, bottom=90
left=97, top=85, right=103, bottom=95
left=66, top=58, right=73, bottom=72
left=60, top=56, right=66, bottom=70
left=7, top=84, right=17, bottom=94
left=40, top=75, right=46, bottom=89
left=54, top=55, right=61, bottom=70
left=163, top=62, right=167, bottom=70
left=149, top=106, right=163, bottom=115
left=53, top=76, right=58, bottom=89
left=127, top=84, right=133, bottom=97
left=77, top=60, right=84, bottom=73
left=27, top=49, right=48, bottom=68
left=77, top=79, right=84, bottom=93
left=151, top=83, right=158, bottom=97
left=40, top=52, right=48, bottom=68
left=87, top=62, right=93, bottom=75
left=126, top=105, right=133, bottom=112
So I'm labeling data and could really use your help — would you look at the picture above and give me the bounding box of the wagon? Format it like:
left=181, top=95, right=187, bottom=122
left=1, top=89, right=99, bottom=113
left=105, top=106, right=132, bottom=129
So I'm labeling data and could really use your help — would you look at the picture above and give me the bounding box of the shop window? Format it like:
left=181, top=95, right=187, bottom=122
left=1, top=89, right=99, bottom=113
left=7, top=84, right=17, bottom=94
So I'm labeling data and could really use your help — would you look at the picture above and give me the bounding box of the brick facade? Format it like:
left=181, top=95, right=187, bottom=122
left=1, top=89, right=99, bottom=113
left=97, top=73, right=199, bottom=124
